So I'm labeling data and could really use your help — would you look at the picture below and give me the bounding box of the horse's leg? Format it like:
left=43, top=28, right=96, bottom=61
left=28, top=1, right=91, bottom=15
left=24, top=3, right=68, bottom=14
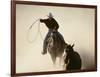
left=59, top=55, right=64, bottom=66
left=58, top=49, right=65, bottom=69
left=61, top=55, right=67, bottom=70
left=58, top=49, right=64, bottom=65
left=50, top=53, right=56, bottom=65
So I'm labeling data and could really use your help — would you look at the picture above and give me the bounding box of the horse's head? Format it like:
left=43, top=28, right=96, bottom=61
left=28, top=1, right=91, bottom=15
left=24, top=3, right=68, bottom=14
left=47, top=32, right=54, bottom=47
left=65, top=44, right=74, bottom=53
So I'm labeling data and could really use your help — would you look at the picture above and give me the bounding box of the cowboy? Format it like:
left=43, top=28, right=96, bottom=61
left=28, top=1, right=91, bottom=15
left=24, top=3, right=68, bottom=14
left=40, top=13, right=60, bottom=54
left=40, top=13, right=59, bottom=31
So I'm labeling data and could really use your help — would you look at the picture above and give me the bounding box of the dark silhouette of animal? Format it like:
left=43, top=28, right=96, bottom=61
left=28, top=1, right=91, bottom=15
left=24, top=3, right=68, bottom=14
left=64, top=44, right=82, bottom=70
left=40, top=13, right=66, bottom=64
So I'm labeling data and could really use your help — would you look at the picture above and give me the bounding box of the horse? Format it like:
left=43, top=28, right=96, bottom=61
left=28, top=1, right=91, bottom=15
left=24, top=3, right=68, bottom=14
left=64, top=44, right=82, bottom=71
left=47, top=31, right=66, bottom=65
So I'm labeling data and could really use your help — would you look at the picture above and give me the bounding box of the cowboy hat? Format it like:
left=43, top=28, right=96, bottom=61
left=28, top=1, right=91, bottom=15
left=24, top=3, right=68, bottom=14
left=48, top=12, right=53, bottom=18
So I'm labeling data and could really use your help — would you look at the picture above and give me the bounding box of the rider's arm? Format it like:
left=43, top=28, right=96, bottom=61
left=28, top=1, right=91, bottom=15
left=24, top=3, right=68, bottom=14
left=40, top=19, right=48, bottom=23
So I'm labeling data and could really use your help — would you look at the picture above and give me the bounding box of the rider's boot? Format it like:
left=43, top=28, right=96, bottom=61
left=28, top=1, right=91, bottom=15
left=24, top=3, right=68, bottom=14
left=42, top=49, right=47, bottom=55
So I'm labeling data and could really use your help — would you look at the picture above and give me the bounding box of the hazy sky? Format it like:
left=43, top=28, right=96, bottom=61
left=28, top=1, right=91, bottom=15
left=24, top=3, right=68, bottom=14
left=16, top=4, right=95, bottom=73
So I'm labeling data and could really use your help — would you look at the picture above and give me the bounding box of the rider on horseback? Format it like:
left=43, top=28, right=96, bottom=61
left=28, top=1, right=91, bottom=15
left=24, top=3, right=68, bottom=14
left=40, top=13, right=64, bottom=54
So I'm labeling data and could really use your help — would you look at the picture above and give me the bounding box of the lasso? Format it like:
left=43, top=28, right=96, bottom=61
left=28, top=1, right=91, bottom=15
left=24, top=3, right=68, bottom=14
left=27, top=18, right=43, bottom=43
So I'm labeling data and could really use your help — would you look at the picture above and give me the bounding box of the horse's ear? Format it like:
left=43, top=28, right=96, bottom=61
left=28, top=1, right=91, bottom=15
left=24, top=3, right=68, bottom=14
left=72, top=44, right=74, bottom=47
left=65, top=43, right=68, bottom=47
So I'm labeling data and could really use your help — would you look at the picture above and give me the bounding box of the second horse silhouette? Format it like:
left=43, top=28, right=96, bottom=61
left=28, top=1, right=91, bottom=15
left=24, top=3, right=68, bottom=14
left=64, top=44, right=82, bottom=71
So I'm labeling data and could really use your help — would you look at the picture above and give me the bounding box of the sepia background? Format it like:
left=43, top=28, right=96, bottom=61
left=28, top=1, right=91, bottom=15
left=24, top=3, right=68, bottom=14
left=16, top=4, right=95, bottom=73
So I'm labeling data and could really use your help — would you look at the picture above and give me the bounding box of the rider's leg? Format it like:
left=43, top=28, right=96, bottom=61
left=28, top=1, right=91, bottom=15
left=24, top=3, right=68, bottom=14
left=42, top=31, right=51, bottom=54
left=42, top=39, right=48, bottom=54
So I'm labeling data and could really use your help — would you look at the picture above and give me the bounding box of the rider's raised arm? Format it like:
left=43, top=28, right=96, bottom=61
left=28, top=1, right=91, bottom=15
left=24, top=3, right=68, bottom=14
left=40, top=19, right=48, bottom=23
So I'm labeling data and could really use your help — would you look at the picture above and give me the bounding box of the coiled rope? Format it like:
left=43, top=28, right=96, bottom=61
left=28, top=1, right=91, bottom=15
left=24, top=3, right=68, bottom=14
left=27, top=18, right=43, bottom=43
